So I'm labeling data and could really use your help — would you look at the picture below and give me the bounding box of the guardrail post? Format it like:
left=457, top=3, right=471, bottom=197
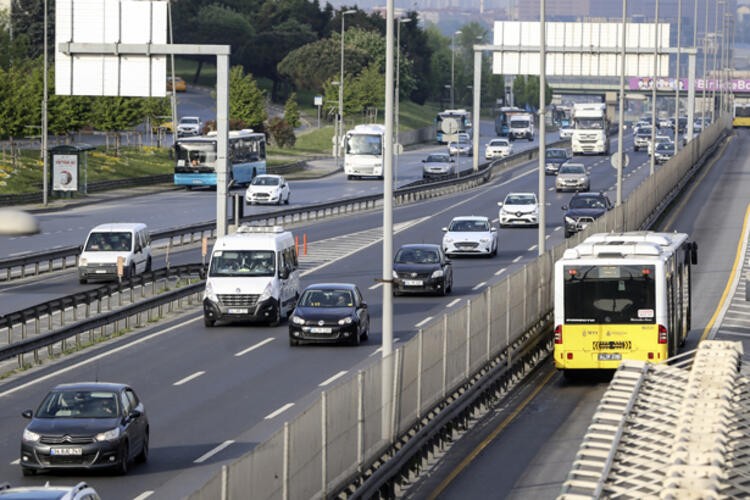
left=442, top=314, right=448, bottom=398
left=523, top=266, right=529, bottom=329
left=417, top=329, right=423, bottom=419
left=283, top=421, right=290, bottom=500
left=506, top=278, right=511, bottom=368
left=357, top=369, right=365, bottom=475
left=465, top=299, right=471, bottom=379
left=486, top=288, right=492, bottom=362
left=321, top=390, right=328, bottom=498
left=221, top=464, right=229, bottom=500
left=391, top=348, right=402, bottom=444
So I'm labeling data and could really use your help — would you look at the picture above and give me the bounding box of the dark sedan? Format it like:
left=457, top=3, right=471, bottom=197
left=562, top=192, right=614, bottom=238
left=393, top=244, right=453, bottom=296
left=20, top=382, right=149, bottom=476
left=289, top=283, right=369, bottom=346
left=544, top=148, right=570, bottom=175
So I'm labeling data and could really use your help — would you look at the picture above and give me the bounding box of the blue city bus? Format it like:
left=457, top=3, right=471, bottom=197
left=174, top=129, right=267, bottom=188
left=435, top=109, right=469, bottom=143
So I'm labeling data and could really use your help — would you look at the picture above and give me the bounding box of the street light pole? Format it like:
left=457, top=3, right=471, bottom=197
left=650, top=0, right=660, bottom=175
left=674, top=0, right=681, bottom=152
left=394, top=17, right=411, bottom=186
left=337, top=9, right=356, bottom=169
left=42, top=0, right=48, bottom=206
left=451, top=30, right=462, bottom=109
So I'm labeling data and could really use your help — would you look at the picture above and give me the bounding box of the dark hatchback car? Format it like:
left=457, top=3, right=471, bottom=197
left=562, top=192, right=614, bottom=238
left=544, top=148, right=570, bottom=175
left=393, top=244, right=453, bottom=296
left=289, top=283, right=369, bottom=346
left=20, top=382, right=148, bottom=476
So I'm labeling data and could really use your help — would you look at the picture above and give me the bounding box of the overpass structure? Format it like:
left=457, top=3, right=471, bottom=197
left=560, top=340, right=750, bottom=499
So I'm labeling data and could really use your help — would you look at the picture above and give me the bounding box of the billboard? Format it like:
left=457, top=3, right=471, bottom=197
left=628, top=78, right=750, bottom=93
left=55, top=0, right=167, bottom=97
left=492, top=21, right=671, bottom=77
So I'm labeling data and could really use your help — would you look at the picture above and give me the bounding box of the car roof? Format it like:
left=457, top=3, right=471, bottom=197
left=561, top=162, right=585, bottom=168
left=449, top=215, right=489, bottom=222
left=571, top=192, right=607, bottom=199
left=88, top=223, right=146, bottom=233
left=0, top=482, right=95, bottom=500
left=505, top=192, right=536, bottom=198
left=302, top=283, right=358, bottom=291
left=546, top=148, right=566, bottom=152
left=254, top=174, right=282, bottom=179
left=51, top=382, right=128, bottom=392
left=397, top=243, right=441, bottom=251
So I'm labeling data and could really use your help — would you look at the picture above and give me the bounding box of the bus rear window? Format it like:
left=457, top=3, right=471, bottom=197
left=563, top=265, right=656, bottom=324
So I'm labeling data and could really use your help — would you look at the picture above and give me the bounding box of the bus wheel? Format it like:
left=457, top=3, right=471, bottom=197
left=185, top=186, right=193, bottom=191
left=347, top=175, right=353, bottom=180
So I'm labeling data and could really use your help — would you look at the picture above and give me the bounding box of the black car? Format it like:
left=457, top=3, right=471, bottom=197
left=544, top=148, right=570, bottom=175
left=562, top=192, right=614, bottom=238
left=392, top=244, right=453, bottom=296
left=289, top=283, right=369, bottom=346
left=20, top=382, right=149, bottom=476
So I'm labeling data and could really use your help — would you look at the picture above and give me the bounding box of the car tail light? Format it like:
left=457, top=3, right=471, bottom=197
left=658, top=324, right=668, bottom=344
left=554, top=325, right=562, bottom=344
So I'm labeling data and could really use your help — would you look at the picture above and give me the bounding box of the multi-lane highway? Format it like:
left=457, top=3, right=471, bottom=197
left=0, top=120, right=681, bottom=498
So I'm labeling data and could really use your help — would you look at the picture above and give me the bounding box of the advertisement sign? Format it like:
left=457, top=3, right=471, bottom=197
left=628, top=77, right=750, bottom=93
left=52, top=154, right=78, bottom=191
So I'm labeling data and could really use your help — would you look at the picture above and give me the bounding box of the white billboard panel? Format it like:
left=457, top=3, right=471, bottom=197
left=55, top=0, right=167, bottom=97
left=492, top=21, right=670, bottom=77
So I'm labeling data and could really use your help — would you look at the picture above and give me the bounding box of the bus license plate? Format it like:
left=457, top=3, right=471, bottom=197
left=51, top=448, right=82, bottom=456
left=403, top=280, right=423, bottom=286
left=598, top=353, right=622, bottom=361
left=227, top=308, right=248, bottom=314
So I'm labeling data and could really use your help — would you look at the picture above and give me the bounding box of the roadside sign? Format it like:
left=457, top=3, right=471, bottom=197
left=441, top=118, right=459, bottom=135
left=610, top=153, right=630, bottom=170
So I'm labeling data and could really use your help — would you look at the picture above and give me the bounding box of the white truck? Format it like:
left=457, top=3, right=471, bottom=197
left=571, top=103, right=610, bottom=155
left=508, top=113, right=534, bottom=141
left=344, top=124, right=385, bottom=180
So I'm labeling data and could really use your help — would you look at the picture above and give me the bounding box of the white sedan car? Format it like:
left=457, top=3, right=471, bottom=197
left=245, top=174, right=290, bottom=205
left=442, top=216, right=498, bottom=257
left=484, top=138, right=514, bottom=160
left=497, top=192, right=539, bottom=227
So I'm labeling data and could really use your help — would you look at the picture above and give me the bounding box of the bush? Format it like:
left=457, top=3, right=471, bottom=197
left=267, top=117, right=296, bottom=148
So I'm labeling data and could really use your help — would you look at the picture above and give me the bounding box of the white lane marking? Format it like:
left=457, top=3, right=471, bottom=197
left=472, top=282, right=486, bottom=290
left=8, top=251, right=32, bottom=257
left=0, top=316, right=203, bottom=399
left=447, top=298, right=461, bottom=308
left=235, top=337, right=274, bottom=357
left=369, top=282, right=383, bottom=290
left=554, top=226, right=562, bottom=232
left=370, top=338, right=401, bottom=356
left=512, top=256, right=523, bottom=263
left=193, top=440, right=235, bottom=464
left=265, top=403, right=294, bottom=420
left=10, top=459, right=19, bottom=465
left=174, top=371, right=205, bottom=386
left=133, top=492, right=154, bottom=500
left=527, top=245, right=537, bottom=252
left=415, top=317, right=433, bottom=328
left=547, top=186, right=555, bottom=191
left=545, top=234, right=552, bottom=240
left=319, top=370, right=348, bottom=387
left=495, top=268, right=507, bottom=276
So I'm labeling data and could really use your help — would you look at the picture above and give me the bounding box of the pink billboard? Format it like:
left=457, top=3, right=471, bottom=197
left=629, top=77, right=750, bottom=93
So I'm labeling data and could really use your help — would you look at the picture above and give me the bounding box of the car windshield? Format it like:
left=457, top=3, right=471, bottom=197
left=490, top=141, right=509, bottom=147
left=252, top=176, right=280, bottom=186
left=637, top=127, right=652, bottom=136
left=656, top=143, right=673, bottom=151
left=559, top=165, right=585, bottom=174
left=570, top=196, right=606, bottom=209
left=504, top=195, right=536, bottom=205
left=180, top=117, right=199, bottom=125
left=395, top=248, right=440, bottom=264
left=175, top=142, right=217, bottom=168
left=85, top=231, right=132, bottom=252
left=346, top=134, right=382, bottom=155
left=299, top=289, right=354, bottom=308
left=546, top=149, right=567, bottom=159
left=208, top=250, right=275, bottom=277
left=448, top=219, right=489, bottom=232
left=426, top=154, right=449, bottom=163
left=35, top=390, right=120, bottom=418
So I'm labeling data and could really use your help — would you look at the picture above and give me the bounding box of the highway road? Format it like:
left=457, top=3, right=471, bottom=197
left=404, top=129, right=748, bottom=500
left=0, top=125, right=676, bottom=498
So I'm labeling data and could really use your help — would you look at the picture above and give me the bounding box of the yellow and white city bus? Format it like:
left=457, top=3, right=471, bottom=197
left=733, top=101, right=750, bottom=128
left=554, top=232, right=698, bottom=375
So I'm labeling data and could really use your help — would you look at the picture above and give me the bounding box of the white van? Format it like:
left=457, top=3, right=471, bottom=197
left=78, top=223, right=152, bottom=284
left=203, top=225, right=300, bottom=327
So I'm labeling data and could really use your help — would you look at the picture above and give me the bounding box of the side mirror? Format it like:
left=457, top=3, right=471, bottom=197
left=562, top=205, right=568, bottom=211
left=361, top=302, right=368, bottom=309
left=497, top=202, right=504, bottom=207
left=442, top=227, right=448, bottom=232
left=78, top=244, right=83, bottom=253
left=279, top=269, right=289, bottom=280
left=129, top=410, right=142, bottom=419
left=422, top=159, right=426, bottom=163
left=491, top=227, right=497, bottom=232
left=22, top=409, right=32, bottom=419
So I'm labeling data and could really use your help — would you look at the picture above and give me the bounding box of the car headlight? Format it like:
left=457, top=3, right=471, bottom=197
left=443, top=237, right=453, bottom=244
left=95, top=428, right=121, bottom=442
left=79, top=257, right=88, bottom=266
left=392, top=270, right=399, bottom=279
left=564, top=216, right=576, bottom=225
left=546, top=163, right=555, bottom=168
left=338, top=317, right=353, bottom=325
left=291, top=315, right=305, bottom=325
left=431, top=269, right=444, bottom=278
left=23, top=429, right=40, bottom=442
left=259, top=282, right=273, bottom=302
left=204, top=281, right=218, bottom=302
left=480, top=238, right=490, bottom=243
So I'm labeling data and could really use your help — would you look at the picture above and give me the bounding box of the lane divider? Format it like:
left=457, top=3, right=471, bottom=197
left=234, top=337, right=274, bottom=357
left=193, top=440, right=235, bottom=464
left=174, top=371, right=205, bottom=386
left=264, top=403, right=294, bottom=420
left=319, top=370, right=348, bottom=387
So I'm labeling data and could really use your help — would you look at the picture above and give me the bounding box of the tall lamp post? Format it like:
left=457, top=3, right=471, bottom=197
left=451, top=30, right=462, bottom=109
left=42, top=0, right=49, bottom=206
left=394, top=17, right=412, bottom=185
left=337, top=9, right=357, bottom=168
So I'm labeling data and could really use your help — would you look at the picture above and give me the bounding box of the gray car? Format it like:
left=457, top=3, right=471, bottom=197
left=422, top=153, right=456, bottom=179
left=555, top=162, right=590, bottom=192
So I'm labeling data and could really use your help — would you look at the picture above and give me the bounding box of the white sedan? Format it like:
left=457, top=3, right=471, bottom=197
left=442, top=216, right=498, bottom=257
left=245, top=174, right=290, bottom=205
left=497, top=192, right=539, bottom=227
left=484, top=138, right=514, bottom=160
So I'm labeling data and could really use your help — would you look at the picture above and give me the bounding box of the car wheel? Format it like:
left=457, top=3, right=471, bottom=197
left=564, top=231, right=573, bottom=238
left=268, top=302, right=282, bottom=327
left=136, top=431, right=149, bottom=463
left=79, top=277, right=87, bottom=285
left=350, top=329, right=361, bottom=346
left=361, top=325, right=369, bottom=342
left=21, top=467, right=36, bottom=477
left=128, top=263, right=136, bottom=279
left=285, top=194, right=290, bottom=205
left=145, top=256, right=152, bottom=273
left=204, top=316, right=215, bottom=328
left=289, top=337, right=299, bottom=347
left=115, top=442, right=129, bottom=475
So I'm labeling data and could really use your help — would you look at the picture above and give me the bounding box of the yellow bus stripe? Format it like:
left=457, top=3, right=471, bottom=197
left=701, top=203, right=750, bottom=342
left=426, top=369, right=558, bottom=500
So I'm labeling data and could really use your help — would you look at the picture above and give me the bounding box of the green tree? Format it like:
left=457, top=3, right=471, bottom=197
left=89, top=97, right=145, bottom=155
left=228, top=65, right=267, bottom=131
left=0, top=59, right=42, bottom=149
left=283, top=93, right=301, bottom=128
left=267, top=116, right=296, bottom=148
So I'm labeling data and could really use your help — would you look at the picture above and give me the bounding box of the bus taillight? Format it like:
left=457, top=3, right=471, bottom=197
left=658, top=324, right=668, bottom=344
left=554, top=325, right=563, bottom=344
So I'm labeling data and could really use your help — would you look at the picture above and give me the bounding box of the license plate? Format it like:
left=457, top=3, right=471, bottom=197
left=192, top=180, right=202, bottom=185
left=310, top=327, right=332, bottom=334
left=598, top=353, right=622, bottom=361
left=403, top=280, right=423, bottom=286
left=50, top=447, right=82, bottom=456
left=227, top=308, right=249, bottom=314
left=95, top=269, right=107, bottom=274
